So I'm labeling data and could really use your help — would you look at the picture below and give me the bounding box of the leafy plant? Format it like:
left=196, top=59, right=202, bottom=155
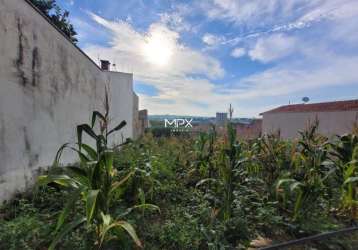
left=4, top=110, right=358, bottom=249
left=37, top=91, right=158, bottom=249
left=188, top=127, right=217, bottom=182
left=329, top=134, right=358, bottom=219
left=276, top=120, right=330, bottom=222
left=341, top=153, right=358, bottom=219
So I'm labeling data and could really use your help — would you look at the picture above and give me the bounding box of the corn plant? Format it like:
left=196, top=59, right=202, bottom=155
left=190, top=126, right=217, bottom=180
left=37, top=91, right=158, bottom=249
left=250, top=132, right=293, bottom=189
left=329, top=134, right=358, bottom=219
left=221, top=122, right=239, bottom=220
left=197, top=122, right=246, bottom=221
left=341, top=147, right=358, bottom=219
left=276, top=177, right=323, bottom=221
left=276, top=120, right=330, bottom=221
left=190, top=132, right=209, bottom=177
left=329, top=134, right=358, bottom=179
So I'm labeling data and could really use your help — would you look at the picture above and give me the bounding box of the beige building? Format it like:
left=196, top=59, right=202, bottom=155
left=260, top=100, right=358, bottom=139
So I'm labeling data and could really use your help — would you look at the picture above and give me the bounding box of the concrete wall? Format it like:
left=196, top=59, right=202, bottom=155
left=0, top=0, right=137, bottom=201
left=236, top=119, right=262, bottom=139
left=262, top=111, right=358, bottom=139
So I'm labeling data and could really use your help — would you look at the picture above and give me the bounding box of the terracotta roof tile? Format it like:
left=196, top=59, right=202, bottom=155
left=260, top=99, right=358, bottom=115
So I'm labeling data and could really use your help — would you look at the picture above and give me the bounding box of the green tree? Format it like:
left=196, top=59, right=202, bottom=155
left=29, top=0, right=78, bottom=43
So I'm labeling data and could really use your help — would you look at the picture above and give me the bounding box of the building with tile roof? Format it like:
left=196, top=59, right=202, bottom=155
left=260, top=100, right=358, bottom=139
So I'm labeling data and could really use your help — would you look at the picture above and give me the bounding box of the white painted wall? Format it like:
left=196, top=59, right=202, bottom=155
left=262, top=111, right=358, bottom=139
left=0, top=0, right=138, bottom=201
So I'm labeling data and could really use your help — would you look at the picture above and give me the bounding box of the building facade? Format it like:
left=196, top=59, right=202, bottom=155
left=0, top=0, right=140, bottom=201
left=261, top=100, right=358, bottom=139
left=216, top=112, right=228, bottom=126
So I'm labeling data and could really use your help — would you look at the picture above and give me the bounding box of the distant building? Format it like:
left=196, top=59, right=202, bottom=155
left=138, top=110, right=149, bottom=134
left=236, top=119, right=262, bottom=139
left=216, top=112, right=228, bottom=126
left=260, top=100, right=358, bottom=139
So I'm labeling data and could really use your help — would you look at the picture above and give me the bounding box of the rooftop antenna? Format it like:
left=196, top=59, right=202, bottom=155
left=302, top=97, right=310, bottom=104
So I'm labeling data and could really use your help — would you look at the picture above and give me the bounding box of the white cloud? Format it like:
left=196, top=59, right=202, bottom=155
left=75, top=1, right=358, bottom=117
left=248, top=34, right=297, bottom=63
left=201, top=0, right=354, bottom=27
left=202, top=0, right=301, bottom=27
left=89, top=14, right=224, bottom=78
left=83, top=13, right=227, bottom=115
left=202, top=33, right=224, bottom=46
left=159, top=12, right=191, bottom=32
left=231, top=47, right=246, bottom=58
left=225, top=52, right=358, bottom=100
left=200, top=0, right=358, bottom=48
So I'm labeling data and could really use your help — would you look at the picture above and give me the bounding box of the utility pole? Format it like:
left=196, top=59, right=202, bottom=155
left=229, top=104, right=234, bottom=121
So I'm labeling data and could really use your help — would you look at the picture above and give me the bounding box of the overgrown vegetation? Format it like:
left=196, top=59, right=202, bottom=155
left=37, top=93, right=160, bottom=249
left=29, top=0, right=77, bottom=43
left=1, top=115, right=358, bottom=249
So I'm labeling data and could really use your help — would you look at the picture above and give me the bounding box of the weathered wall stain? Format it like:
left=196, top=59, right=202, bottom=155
left=49, top=76, right=59, bottom=104
left=59, top=45, right=71, bottom=95
left=14, top=17, right=28, bottom=87
left=0, top=177, right=5, bottom=185
left=23, top=126, right=31, bottom=154
left=32, top=32, right=37, bottom=42
left=0, top=118, right=5, bottom=152
left=23, top=127, right=39, bottom=168
left=0, top=0, right=7, bottom=33
left=31, top=47, right=41, bottom=87
left=0, top=117, right=7, bottom=176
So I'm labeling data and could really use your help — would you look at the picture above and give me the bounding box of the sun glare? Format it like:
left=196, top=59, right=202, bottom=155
left=143, top=31, right=173, bottom=67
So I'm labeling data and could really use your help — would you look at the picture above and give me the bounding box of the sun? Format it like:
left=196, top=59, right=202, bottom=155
left=143, top=31, right=173, bottom=67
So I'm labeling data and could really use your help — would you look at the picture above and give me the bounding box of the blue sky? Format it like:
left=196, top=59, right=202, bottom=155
left=58, top=0, right=358, bottom=117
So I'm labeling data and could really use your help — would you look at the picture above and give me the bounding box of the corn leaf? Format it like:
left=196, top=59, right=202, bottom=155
left=196, top=178, right=218, bottom=188
left=49, top=217, right=86, bottom=250
left=77, top=124, right=98, bottom=150
left=52, top=143, right=70, bottom=167
left=109, top=171, right=133, bottom=196
left=91, top=111, right=106, bottom=128
left=81, top=143, right=98, bottom=160
left=67, top=166, right=89, bottom=186
left=37, top=175, right=79, bottom=189
left=103, top=150, right=114, bottom=173
left=56, top=190, right=81, bottom=231
left=100, top=220, right=142, bottom=248
left=107, top=120, right=126, bottom=136
left=120, top=204, right=161, bottom=217
left=86, top=189, right=100, bottom=224
left=344, top=177, right=358, bottom=185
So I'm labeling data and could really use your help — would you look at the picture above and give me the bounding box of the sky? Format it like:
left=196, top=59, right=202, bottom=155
left=58, top=0, right=358, bottom=117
